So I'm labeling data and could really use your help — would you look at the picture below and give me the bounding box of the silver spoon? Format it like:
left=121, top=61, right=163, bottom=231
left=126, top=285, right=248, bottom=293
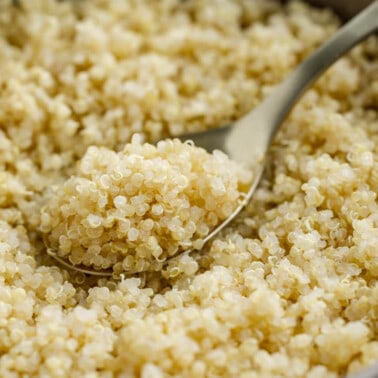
left=46, top=1, right=378, bottom=276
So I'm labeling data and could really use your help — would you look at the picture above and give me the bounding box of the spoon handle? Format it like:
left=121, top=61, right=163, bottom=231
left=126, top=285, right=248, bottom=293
left=229, top=1, right=378, bottom=164
left=266, top=0, right=378, bottom=131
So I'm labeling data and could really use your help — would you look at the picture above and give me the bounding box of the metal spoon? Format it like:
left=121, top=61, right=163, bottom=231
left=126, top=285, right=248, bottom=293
left=46, top=1, right=378, bottom=276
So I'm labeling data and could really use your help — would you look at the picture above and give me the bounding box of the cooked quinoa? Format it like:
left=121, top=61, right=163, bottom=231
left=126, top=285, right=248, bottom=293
left=40, top=136, right=251, bottom=273
left=0, top=0, right=377, bottom=377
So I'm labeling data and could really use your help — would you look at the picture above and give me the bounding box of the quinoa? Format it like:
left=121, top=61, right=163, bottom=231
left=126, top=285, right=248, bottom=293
left=40, top=136, right=251, bottom=273
left=0, top=0, right=377, bottom=377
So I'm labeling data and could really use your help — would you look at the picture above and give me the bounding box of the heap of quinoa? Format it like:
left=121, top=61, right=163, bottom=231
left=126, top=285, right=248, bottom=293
left=40, top=136, right=251, bottom=273
left=0, top=0, right=377, bottom=377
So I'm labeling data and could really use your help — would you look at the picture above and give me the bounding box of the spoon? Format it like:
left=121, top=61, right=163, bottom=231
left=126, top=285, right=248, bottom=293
left=46, top=1, right=378, bottom=276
